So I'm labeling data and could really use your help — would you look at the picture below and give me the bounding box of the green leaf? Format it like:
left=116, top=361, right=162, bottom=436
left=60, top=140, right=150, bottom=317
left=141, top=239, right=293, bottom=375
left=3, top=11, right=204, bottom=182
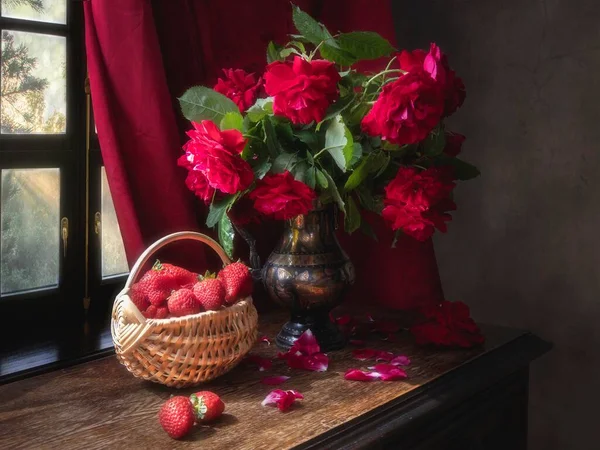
left=246, top=97, right=273, bottom=122
left=322, top=169, right=345, bottom=213
left=295, top=130, right=320, bottom=151
left=359, top=218, right=378, bottom=242
left=337, top=31, right=394, bottom=60
left=356, top=186, right=383, bottom=214
left=349, top=142, right=363, bottom=168
left=218, top=214, right=235, bottom=259
left=423, top=125, right=446, bottom=156
left=447, top=158, right=481, bottom=180
left=267, top=41, right=282, bottom=63
left=292, top=4, right=337, bottom=47
left=178, top=86, right=238, bottom=123
left=306, top=151, right=314, bottom=165
left=220, top=111, right=244, bottom=131
left=305, top=166, right=316, bottom=189
left=324, top=115, right=353, bottom=172
left=253, top=159, right=272, bottom=179
left=344, top=151, right=388, bottom=191
left=272, top=152, right=299, bottom=173
left=344, top=196, right=361, bottom=234
left=316, top=168, right=329, bottom=188
left=264, top=118, right=283, bottom=158
left=320, top=44, right=357, bottom=66
left=391, top=229, right=402, bottom=248
left=206, top=196, right=234, bottom=228
left=280, top=47, right=296, bottom=58
left=288, top=40, right=306, bottom=54
left=321, top=94, right=355, bottom=123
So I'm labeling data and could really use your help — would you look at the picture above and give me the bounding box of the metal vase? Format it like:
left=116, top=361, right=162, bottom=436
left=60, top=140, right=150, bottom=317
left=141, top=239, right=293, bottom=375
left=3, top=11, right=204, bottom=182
left=261, top=205, right=355, bottom=351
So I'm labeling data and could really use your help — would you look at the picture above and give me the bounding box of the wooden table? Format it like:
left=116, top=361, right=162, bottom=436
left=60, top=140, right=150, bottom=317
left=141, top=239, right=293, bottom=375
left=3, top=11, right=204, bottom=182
left=0, top=310, right=550, bottom=450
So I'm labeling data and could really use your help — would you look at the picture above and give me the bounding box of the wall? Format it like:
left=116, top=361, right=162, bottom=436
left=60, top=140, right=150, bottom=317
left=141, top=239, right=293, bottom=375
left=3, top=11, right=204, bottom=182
left=392, top=1, right=600, bottom=449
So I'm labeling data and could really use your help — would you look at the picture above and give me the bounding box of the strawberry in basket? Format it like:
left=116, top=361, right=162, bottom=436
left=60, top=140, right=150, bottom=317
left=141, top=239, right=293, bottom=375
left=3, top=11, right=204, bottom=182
left=218, top=262, right=253, bottom=305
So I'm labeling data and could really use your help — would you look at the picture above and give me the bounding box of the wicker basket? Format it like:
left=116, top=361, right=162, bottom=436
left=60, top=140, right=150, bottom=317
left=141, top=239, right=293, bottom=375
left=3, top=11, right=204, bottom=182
left=111, top=231, right=258, bottom=388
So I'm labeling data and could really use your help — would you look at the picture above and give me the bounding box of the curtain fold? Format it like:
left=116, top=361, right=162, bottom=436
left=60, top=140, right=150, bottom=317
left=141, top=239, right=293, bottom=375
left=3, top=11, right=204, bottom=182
left=84, top=0, right=443, bottom=309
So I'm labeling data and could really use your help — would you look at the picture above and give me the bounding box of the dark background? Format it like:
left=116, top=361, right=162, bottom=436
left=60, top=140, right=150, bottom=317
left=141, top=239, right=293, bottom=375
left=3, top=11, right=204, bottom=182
left=391, top=0, right=600, bottom=449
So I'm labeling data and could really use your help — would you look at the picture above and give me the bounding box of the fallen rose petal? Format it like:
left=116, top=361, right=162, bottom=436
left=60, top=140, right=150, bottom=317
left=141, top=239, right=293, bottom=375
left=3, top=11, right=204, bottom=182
left=291, top=329, right=320, bottom=356
left=334, top=314, right=352, bottom=326
left=286, top=351, right=329, bottom=372
left=244, top=354, right=272, bottom=371
left=262, top=389, right=303, bottom=411
left=370, top=364, right=407, bottom=381
left=349, top=339, right=366, bottom=346
left=344, top=369, right=380, bottom=381
left=261, top=376, right=290, bottom=385
left=390, top=355, right=411, bottom=366
left=352, top=348, right=379, bottom=361
left=260, top=336, right=271, bottom=345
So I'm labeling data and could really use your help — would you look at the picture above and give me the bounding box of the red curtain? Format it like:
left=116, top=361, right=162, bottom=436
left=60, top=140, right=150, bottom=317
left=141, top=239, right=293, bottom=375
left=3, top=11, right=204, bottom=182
left=84, top=0, right=444, bottom=309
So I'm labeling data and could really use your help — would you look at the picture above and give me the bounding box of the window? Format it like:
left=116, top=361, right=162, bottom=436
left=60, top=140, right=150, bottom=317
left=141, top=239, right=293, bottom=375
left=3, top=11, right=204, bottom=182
left=0, top=1, right=127, bottom=322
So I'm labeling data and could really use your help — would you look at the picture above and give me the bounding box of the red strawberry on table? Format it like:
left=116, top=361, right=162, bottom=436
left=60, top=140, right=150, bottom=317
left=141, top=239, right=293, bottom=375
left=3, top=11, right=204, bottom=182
left=218, top=262, right=253, bottom=305
left=160, top=262, right=199, bottom=286
left=193, top=275, right=225, bottom=311
left=190, top=391, right=225, bottom=423
left=159, top=396, right=195, bottom=439
left=155, top=306, right=169, bottom=319
left=167, top=288, right=202, bottom=317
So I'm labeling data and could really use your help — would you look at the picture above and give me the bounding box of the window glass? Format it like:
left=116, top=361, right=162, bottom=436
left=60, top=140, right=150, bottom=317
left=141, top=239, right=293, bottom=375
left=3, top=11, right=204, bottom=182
left=1, top=30, right=66, bottom=134
left=1, top=168, right=60, bottom=295
left=101, top=167, right=128, bottom=278
left=1, top=0, right=67, bottom=25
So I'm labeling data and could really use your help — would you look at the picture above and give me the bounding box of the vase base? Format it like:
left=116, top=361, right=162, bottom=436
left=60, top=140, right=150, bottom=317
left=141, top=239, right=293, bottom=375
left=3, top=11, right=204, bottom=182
left=276, top=314, right=346, bottom=352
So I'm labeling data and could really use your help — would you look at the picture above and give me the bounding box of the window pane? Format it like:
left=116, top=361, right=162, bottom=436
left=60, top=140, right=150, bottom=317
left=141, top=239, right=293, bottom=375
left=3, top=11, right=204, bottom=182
left=1, top=0, right=66, bottom=25
left=101, top=167, right=128, bottom=278
left=1, top=168, right=60, bottom=295
left=1, top=30, right=66, bottom=134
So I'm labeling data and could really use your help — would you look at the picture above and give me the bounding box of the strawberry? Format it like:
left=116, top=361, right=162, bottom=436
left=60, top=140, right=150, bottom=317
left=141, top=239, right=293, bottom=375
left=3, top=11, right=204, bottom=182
left=155, top=306, right=169, bottom=319
left=190, top=391, right=225, bottom=423
left=193, top=277, right=225, bottom=311
left=143, top=305, right=157, bottom=318
left=159, top=396, right=195, bottom=439
left=130, top=282, right=150, bottom=312
left=167, top=288, right=202, bottom=317
left=218, top=262, right=253, bottom=305
left=148, top=289, right=170, bottom=307
left=160, top=262, right=199, bottom=286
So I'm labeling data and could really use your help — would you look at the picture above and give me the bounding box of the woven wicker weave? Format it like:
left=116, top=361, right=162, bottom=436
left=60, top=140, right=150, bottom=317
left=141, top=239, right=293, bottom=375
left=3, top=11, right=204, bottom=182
left=111, top=231, right=258, bottom=388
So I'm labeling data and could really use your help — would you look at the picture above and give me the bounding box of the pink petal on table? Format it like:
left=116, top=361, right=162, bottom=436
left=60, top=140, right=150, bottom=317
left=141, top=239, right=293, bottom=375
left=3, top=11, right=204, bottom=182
left=261, top=389, right=303, bottom=411
left=260, top=336, right=271, bottom=345
left=370, top=364, right=407, bottom=381
left=291, top=329, right=321, bottom=356
left=390, top=355, right=411, bottom=366
left=352, top=348, right=379, bottom=361
left=244, top=354, right=273, bottom=371
left=344, top=369, right=380, bottom=381
left=261, top=376, right=290, bottom=385
left=286, top=351, right=329, bottom=372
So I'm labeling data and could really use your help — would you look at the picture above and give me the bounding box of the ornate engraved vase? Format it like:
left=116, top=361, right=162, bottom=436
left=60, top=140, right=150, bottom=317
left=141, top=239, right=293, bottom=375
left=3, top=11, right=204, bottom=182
left=261, top=204, right=355, bottom=351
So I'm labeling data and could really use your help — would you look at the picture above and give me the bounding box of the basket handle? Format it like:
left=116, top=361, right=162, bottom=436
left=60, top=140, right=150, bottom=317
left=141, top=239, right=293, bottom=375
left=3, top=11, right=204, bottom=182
left=124, top=231, right=232, bottom=290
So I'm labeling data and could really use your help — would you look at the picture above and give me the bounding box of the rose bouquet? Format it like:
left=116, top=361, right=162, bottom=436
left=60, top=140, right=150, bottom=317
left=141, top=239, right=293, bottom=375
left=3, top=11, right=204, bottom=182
left=177, top=5, right=479, bottom=258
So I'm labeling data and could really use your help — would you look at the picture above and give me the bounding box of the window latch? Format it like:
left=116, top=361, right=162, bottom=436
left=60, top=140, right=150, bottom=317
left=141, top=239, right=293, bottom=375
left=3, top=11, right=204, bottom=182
left=94, top=212, right=101, bottom=235
left=61, top=217, right=69, bottom=257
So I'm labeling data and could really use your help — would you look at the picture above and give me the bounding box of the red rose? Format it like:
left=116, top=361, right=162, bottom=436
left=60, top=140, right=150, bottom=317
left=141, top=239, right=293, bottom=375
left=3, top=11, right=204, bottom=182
left=264, top=56, right=340, bottom=125
left=228, top=195, right=261, bottom=226
left=249, top=171, right=316, bottom=220
left=382, top=167, right=456, bottom=241
left=214, top=68, right=263, bottom=112
left=443, top=132, right=466, bottom=157
left=184, top=171, right=214, bottom=203
left=178, top=120, right=253, bottom=196
left=399, top=43, right=466, bottom=117
left=361, top=70, right=444, bottom=145
left=410, top=300, right=484, bottom=348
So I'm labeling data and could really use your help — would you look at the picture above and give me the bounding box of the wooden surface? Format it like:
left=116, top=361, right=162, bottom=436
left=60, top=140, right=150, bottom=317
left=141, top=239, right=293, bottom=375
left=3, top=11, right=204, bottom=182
left=0, top=310, right=549, bottom=450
